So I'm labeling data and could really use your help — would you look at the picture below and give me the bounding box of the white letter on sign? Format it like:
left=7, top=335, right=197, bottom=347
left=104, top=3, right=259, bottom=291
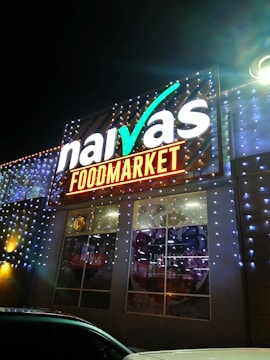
left=143, top=110, right=174, bottom=148
left=177, top=99, right=210, bottom=139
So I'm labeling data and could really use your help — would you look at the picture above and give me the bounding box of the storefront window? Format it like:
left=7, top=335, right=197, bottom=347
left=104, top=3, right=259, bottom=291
left=53, top=203, right=119, bottom=309
left=127, top=192, right=210, bottom=319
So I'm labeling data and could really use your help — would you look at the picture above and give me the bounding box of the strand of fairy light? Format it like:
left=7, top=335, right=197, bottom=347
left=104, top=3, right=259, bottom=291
left=222, top=92, right=231, bottom=176
left=2, top=79, right=269, bottom=272
left=241, top=156, right=270, bottom=270
left=211, top=185, right=220, bottom=266
left=0, top=150, right=58, bottom=268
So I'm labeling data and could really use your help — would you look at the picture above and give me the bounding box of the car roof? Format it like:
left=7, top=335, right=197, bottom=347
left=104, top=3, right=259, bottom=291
left=0, top=306, right=119, bottom=339
left=0, top=306, right=134, bottom=352
left=123, top=347, right=270, bottom=360
left=1, top=306, right=86, bottom=318
left=0, top=307, right=134, bottom=355
left=0, top=306, right=93, bottom=324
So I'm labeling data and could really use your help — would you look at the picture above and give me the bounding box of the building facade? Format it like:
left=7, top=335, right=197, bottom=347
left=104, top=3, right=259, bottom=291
left=0, top=66, right=270, bottom=350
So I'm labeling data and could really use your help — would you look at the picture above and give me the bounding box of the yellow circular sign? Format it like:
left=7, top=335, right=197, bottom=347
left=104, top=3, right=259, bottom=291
left=73, top=216, right=86, bottom=231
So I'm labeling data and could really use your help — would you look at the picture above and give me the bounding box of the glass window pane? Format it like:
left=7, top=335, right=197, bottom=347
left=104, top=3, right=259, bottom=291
left=167, top=225, right=209, bottom=294
left=127, top=191, right=210, bottom=319
left=92, top=204, right=119, bottom=233
left=133, top=197, right=168, bottom=229
left=130, top=229, right=166, bottom=292
left=83, top=233, right=116, bottom=290
left=56, top=235, right=88, bottom=288
left=64, top=209, right=93, bottom=236
left=54, top=203, right=119, bottom=309
left=126, top=293, right=164, bottom=315
left=168, top=192, right=208, bottom=226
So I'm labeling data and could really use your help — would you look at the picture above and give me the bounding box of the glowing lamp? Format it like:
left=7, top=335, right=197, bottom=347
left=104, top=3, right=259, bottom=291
left=249, top=54, right=270, bottom=85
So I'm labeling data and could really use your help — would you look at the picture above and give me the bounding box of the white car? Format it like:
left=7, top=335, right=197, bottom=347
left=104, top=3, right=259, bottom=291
left=123, top=347, right=270, bottom=359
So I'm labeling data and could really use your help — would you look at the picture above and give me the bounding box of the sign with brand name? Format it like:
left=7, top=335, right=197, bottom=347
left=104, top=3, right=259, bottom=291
left=51, top=67, right=222, bottom=203
left=68, top=141, right=185, bottom=194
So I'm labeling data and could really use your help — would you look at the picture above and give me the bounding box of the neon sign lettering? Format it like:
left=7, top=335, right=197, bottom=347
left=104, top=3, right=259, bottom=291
left=67, top=141, right=185, bottom=195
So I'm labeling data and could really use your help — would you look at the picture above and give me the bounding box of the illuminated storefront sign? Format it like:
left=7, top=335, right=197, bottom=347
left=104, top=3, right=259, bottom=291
left=67, top=141, right=185, bottom=194
left=52, top=67, right=222, bottom=200
left=57, top=84, right=210, bottom=175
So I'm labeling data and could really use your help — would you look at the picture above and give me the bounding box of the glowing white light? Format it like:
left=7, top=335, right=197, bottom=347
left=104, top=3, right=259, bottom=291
left=249, top=54, right=270, bottom=85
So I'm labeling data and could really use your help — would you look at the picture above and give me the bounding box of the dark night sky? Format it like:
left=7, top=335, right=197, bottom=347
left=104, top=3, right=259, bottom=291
left=1, top=0, right=270, bottom=164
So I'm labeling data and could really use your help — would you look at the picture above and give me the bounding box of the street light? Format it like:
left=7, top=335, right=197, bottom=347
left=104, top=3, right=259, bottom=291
left=249, top=54, right=270, bottom=85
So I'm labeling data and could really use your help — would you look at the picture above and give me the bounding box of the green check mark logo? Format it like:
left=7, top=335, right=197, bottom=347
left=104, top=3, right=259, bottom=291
left=118, top=82, right=181, bottom=156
